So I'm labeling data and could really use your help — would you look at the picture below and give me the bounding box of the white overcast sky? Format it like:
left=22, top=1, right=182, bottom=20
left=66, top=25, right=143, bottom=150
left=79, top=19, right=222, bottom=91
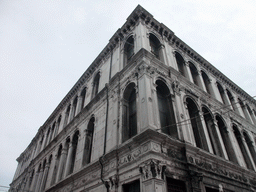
left=1, top=0, right=256, bottom=188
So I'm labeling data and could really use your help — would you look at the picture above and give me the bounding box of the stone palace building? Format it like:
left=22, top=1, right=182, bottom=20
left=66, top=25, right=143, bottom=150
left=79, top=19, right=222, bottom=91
left=10, top=5, right=256, bottom=192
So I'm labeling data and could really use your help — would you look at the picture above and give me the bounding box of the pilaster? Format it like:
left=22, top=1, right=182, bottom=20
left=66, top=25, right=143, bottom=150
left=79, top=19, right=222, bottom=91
left=139, top=160, right=167, bottom=192
left=137, top=62, right=157, bottom=131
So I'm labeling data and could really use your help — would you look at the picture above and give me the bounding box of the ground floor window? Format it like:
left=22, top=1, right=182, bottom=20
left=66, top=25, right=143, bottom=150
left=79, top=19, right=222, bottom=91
left=205, top=187, right=219, bottom=192
left=166, top=177, right=186, bottom=192
left=123, top=180, right=140, bottom=192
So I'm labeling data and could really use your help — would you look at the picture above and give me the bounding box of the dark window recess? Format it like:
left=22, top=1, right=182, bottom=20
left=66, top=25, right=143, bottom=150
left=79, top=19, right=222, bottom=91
left=167, top=177, right=186, bottom=192
left=205, top=187, right=219, bottom=192
left=123, top=180, right=140, bottom=192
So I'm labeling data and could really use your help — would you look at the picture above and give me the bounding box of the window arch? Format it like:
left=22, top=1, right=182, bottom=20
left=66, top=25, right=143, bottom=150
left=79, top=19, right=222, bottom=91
left=201, top=71, right=214, bottom=97
left=82, top=117, right=95, bottom=166
left=92, top=72, right=100, bottom=99
left=122, top=83, right=137, bottom=142
left=175, top=52, right=186, bottom=77
left=80, top=87, right=87, bottom=109
left=189, top=62, right=200, bottom=87
left=217, top=83, right=227, bottom=105
left=215, top=115, right=238, bottom=163
left=156, top=80, right=177, bottom=137
left=72, top=96, right=78, bottom=118
left=124, top=36, right=134, bottom=66
left=186, top=97, right=209, bottom=151
left=233, top=125, right=254, bottom=170
left=202, top=107, right=224, bottom=157
left=64, top=105, right=71, bottom=126
left=149, top=33, right=162, bottom=61
left=55, top=115, right=62, bottom=136
left=226, top=89, right=237, bottom=112
left=69, top=130, right=79, bottom=174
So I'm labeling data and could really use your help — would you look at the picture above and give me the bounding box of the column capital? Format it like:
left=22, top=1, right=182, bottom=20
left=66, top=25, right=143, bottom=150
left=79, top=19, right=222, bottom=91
left=139, top=159, right=166, bottom=181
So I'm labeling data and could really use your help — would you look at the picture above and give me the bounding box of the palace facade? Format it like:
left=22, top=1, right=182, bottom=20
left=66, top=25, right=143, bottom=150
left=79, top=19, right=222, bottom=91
left=10, top=5, right=256, bottom=192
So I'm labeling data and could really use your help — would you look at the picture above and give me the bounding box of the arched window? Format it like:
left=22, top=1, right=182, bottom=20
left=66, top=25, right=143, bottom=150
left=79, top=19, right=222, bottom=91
left=52, top=122, right=56, bottom=139
left=69, top=131, right=79, bottom=174
left=72, top=96, right=78, bottom=118
left=149, top=34, right=162, bottom=61
left=226, top=89, right=237, bottom=112
left=122, top=83, right=137, bottom=142
left=217, top=83, right=227, bottom=105
left=175, top=52, right=186, bottom=77
left=82, top=117, right=95, bottom=165
left=55, top=115, right=62, bottom=136
left=92, top=72, right=100, bottom=99
left=243, top=132, right=256, bottom=166
left=233, top=126, right=254, bottom=170
left=201, top=71, right=214, bottom=97
left=186, top=98, right=209, bottom=151
left=189, top=62, right=200, bottom=87
left=215, top=115, right=238, bottom=163
left=81, top=87, right=87, bottom=109
left=202, top=107, right=224, bottom=157
left=156, top=80, right=177, bottom=137
left=124, top=36, right=134, bottom=66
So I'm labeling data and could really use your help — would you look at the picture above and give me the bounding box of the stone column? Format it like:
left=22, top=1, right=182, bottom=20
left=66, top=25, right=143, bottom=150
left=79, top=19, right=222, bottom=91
left=241, top=136, right=256, bottom=171
left=41, top=132, right=48, bottom=150
left=197, top=71, right=207, bottom=92
left=210, top=79, right=222, bottom=102
left=228, top=128, right=247, bottom=167
left=223, top=90, right=233, bottom=109
left=75, top=94, right=83, bottom=116
left=159, top=44, right=168, bottom=65
left=233, top=97, right=246, bottom=118
left=183, top=100, right=196, bottom=145
left=221, top=127, right=239, bottom=164
left=68, top=103, right=75, bottom=123
left=137, top=63, right=157, bottom=131
left=139, top=160, right=167, bottom=192
left=35, top=166, right=44, bottom=192
left=250, top=110, right=256, bottom=125
left=184, top=61, right=194, bottom=83
left=64, top=142, right=73, bottom=177
left=213, top=119, right=228, bottom=159
left=56, top=147, right=67, bottom=182
left=242, top=105, right=254, bottom=124
left=30, top=169, right=39, bottom=192
left=40, top=162, right=50, bottom=191
left=199, top=111, right=213, bottom=153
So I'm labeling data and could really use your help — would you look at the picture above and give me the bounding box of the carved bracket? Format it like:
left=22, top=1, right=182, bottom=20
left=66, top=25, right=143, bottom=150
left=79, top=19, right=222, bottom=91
left=139, top=160, right=166, bottom=181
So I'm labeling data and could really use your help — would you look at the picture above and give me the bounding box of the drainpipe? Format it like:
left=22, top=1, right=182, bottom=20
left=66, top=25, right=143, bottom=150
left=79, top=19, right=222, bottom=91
left=99, top=83, right=110, bottom=191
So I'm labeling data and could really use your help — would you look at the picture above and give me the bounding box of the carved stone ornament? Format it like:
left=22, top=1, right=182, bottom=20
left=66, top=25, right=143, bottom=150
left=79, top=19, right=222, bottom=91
left=139, top=160, right=166, bottom=181
left=172, top=80, right=181, bottom=95
left=136, top=63, right=156, bottom=76
left=105, top=175, right=119, bottom=191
